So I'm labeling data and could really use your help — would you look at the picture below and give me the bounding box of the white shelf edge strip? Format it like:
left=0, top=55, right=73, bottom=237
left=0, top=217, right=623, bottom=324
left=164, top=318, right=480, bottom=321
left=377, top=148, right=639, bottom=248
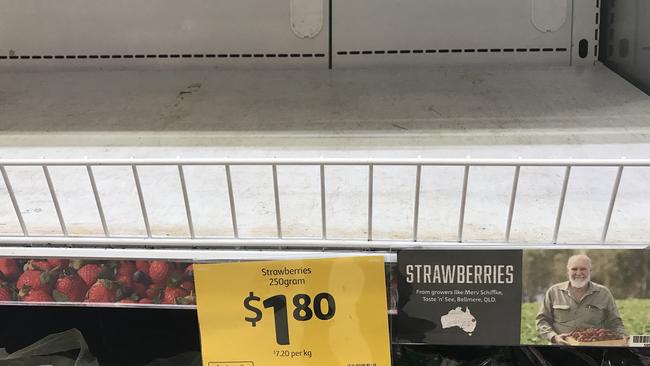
left=0, top=244, right=646, bottom=262
left=0, top=158, right=647, bottom=167
left=0, top=246, right=396, bottom=261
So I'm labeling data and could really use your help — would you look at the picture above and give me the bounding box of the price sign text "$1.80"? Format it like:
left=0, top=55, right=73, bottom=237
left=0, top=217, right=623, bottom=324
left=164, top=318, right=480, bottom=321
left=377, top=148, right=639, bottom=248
left=244, top=292, right=336, bottom=344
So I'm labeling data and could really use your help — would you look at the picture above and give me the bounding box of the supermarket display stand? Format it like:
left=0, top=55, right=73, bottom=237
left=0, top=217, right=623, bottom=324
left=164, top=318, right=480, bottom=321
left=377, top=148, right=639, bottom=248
left=0, top=0, right=648, bottom=364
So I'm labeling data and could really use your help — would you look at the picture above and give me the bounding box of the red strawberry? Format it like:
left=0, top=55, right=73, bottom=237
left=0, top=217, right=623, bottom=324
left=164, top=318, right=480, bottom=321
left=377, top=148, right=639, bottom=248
left=145, top=284, right=162, bottom=300
left=119, top=298, right=136, bottom=304
left=180, top=281, right=194, bottom=292
left=139, top=298, right=153, bottom=304
left=22, top=289, right=54, bottom=302
left=25, top=259, right=54, bottom=272
left=149, top=261, right=171, bottom=285
left=77, top=264, right=102, bottom=286
left=0, top=283, right=15, bottom=301
left=135, top=260, right=150, bottom=275
left=115, top=276, right=133, bottom=299
left=132, top=282, right=147, bottom=298
left=162, top=287, right=189, bottom=305
left=17, top=270, right=53, bottom=293
left=0, top=259, right=19, bottom=279
left=117, top=261, right=136, bottom=278
left=116, top=275, right=133, bottom=290
left=86, top=280, right=116, bottom=303
left=48, top=259, right=69, bottom=269
left=54, top=274, right=87, bottom=302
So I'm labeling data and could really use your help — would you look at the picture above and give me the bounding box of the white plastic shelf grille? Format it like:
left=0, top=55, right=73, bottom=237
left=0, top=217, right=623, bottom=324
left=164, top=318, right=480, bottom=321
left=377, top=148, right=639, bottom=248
left=0, top=158, right=647, bottom=250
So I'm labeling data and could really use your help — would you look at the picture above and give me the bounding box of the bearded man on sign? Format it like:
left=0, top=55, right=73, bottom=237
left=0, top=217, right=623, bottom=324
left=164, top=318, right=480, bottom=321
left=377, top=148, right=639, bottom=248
left=535, top=254, right=627, bottom=345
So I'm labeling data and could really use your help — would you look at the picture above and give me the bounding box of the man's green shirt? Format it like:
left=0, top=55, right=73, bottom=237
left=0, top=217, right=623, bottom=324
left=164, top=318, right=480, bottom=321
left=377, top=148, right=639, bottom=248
left=535, top=281, right=627, bottom=342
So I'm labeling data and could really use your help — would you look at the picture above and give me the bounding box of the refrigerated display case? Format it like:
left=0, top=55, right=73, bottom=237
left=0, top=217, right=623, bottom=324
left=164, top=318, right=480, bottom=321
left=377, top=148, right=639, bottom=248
left=0, top=0, right=649, bottom=364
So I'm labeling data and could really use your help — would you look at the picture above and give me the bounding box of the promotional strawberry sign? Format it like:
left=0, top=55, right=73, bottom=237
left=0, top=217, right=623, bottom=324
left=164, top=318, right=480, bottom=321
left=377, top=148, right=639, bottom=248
left=395, top=249, right=650, bottom=347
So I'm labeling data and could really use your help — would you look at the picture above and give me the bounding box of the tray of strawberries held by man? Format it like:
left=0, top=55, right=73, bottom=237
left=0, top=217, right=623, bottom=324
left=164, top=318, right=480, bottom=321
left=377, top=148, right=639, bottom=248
left=566, top=328, right=628, bottom=346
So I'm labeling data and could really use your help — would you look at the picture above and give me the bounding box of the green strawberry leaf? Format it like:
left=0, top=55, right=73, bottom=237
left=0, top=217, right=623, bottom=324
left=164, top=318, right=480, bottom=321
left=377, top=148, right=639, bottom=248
left=52, top=289, right=70, bottom=302
left=70, top=260, right=85, bottom=270
left=133, top=271, right=151, bottom=285
left=167, top=272, right=182, bottom=287
left=97, top=279, right=113, bottom=289
left=18, top=285, right=30, bottom=298
left=177, top=295, right=196, bottom=305
left=98, top=266, right=116, bottom=280
left=40, top=271, right=52, bottom=285
left=48, top=268, right=62, bottom=279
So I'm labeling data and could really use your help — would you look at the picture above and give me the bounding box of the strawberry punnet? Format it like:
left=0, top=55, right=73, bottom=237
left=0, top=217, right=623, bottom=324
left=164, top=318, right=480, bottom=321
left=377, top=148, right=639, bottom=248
left=0, top=259, right=19, bottom=279
left=149, top=261, right=171, bottom=285
left=568, top=328, right=625, bottom=342
left=86, top=280, right=116, bottom=303
left=77, top=264, right=103, bottom=286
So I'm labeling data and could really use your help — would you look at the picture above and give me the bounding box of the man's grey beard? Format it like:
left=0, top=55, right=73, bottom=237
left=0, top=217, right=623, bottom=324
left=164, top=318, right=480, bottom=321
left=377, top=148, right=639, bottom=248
left=570, top=276, right=590, bottom=288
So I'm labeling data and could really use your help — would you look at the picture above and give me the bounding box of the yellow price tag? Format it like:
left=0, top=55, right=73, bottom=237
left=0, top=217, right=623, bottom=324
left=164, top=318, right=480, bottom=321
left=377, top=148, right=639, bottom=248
left=195, top=256, right=391, bottom=366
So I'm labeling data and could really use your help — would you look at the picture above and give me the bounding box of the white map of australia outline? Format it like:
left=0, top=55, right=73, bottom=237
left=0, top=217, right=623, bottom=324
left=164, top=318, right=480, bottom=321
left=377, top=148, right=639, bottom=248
left=440, top=307, right=477, bottom=335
